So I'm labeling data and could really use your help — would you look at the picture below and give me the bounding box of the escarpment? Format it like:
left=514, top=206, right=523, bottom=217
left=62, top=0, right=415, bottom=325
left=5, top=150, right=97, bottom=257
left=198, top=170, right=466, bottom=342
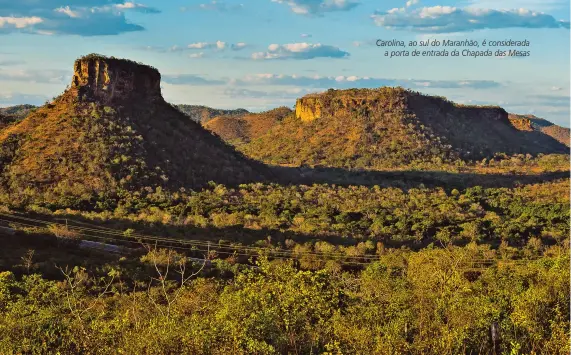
left=72, top=54, right=162, bottom=103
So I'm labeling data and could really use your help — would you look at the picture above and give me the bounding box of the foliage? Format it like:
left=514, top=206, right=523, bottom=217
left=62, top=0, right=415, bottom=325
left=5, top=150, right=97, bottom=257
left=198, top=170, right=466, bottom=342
left=0, top=245, right=568, bottom=354
left=0, top=89, right=269, bottom=209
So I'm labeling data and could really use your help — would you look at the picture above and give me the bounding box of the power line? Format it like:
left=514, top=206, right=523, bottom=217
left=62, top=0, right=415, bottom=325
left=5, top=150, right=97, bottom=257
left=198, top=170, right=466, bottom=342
left=0, top=212, right=548, bottom=268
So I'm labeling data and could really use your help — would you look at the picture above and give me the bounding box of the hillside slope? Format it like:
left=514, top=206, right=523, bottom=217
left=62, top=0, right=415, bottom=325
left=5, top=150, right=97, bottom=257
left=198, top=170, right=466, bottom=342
left=0, top=54, right=269, bottom=208
left=0, top=104, right=36, bottom=119
left=176, top=105, right=248, bottom=124
left=241, top=88, right=568, bottom=169
left=509, top=113, right=570, bottom=147
left=204, top=106, right=292, bottom=144
left=0, top=105, right=37, bottom=130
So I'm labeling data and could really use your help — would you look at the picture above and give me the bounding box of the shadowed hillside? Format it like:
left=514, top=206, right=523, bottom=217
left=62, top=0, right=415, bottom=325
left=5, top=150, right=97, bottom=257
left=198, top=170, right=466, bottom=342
left=240, top=88, right=568, bottom=169
left=509, top=113, right=570, bottom=147
left=0, top=54, right=270, bottom=209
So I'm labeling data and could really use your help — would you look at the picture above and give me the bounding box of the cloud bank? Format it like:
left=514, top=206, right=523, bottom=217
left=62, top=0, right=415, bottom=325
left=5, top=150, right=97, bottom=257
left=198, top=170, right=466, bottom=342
left=237, top=74, right=502, bottom=90
left=371, top=6, right=570, bottom=33
left=252, top=43, right=350, bottom=60
left=0, top=1, right=160, bottom=36
left=272, top=0, right=359, bottom=15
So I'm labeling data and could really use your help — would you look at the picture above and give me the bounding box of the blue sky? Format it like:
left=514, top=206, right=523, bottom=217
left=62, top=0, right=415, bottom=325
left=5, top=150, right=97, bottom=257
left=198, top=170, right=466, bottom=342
left=0, top=0, right=569, bottom=126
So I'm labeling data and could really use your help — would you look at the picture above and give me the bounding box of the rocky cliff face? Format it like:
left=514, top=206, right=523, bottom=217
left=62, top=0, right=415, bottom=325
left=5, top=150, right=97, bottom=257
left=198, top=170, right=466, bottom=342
left=295, top=89, right=508, bottom=125
left=72, top=54, right=162, bottom=103
left=295, top=90, right=402, bottom=122
left=508, top=115, right=535, bottom=131
left=295, top=97, right=322, bottom=122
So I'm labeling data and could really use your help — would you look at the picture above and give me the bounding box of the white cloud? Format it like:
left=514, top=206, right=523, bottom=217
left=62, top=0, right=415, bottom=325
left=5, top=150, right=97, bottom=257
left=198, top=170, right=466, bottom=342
left=252, top=42, right=350, bottom=60
left=237, top=73, right=501, bottom=90
left=186, top=40, right=228, bottom=50
left=231, top=42, right=248, bottom=50
left=405, top=0, right=419, bottom=7
left=188, top=42, right=211, bottom=49
left=0, top=68, right=70, bottom=84
left=0, top=1, right=160, bottom=36
left=185, top=1, right=244, bottom=12
left=54, top=6, right=82, bottom=18
left=372, top=6, right=570, bottom=33
left=272, top=0, right=359, bottom=15
left=0, top=16, right=43, bottom=29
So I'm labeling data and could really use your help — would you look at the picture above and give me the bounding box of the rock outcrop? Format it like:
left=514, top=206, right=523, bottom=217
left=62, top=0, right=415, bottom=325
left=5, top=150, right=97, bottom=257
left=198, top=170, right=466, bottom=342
left=508, top=115, right=535, bottom=131
left=72, top=54, right=162, bottom=103
left=295, top=89, right=508, bottom=125
left=295, top=97, right=322, bottom=122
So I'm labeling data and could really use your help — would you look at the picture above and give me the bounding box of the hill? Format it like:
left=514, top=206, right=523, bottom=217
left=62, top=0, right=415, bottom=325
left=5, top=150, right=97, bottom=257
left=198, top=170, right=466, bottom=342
left=204, top=106, right=292, bottom=145
left=0, top=104, right=37, bottom=119
left=240, top=88, right=569, bottom=169
left=0, top=54, right=269, bottom=209
left=509, top=113, right=570, bottom=147
left=0, top=105, right=37, bottom=130
left=176, top=104, right=249, bottom=124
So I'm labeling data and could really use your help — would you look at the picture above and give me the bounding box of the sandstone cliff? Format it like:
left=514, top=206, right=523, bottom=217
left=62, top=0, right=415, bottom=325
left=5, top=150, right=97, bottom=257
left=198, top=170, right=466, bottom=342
left=72, top=54, right=162, bottom=103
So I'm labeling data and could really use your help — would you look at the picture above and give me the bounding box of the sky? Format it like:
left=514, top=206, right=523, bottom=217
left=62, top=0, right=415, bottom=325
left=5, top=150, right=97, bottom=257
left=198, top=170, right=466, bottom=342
left=0, top=0, right=569, bottom=127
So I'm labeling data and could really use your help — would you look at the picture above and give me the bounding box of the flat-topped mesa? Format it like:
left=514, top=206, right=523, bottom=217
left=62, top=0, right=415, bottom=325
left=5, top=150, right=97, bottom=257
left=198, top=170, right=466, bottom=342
left=295, top=88, right=410, bottom=122
left=72, top=54, right=162, bottom=103
left=295, top=87, right=509, bottom=125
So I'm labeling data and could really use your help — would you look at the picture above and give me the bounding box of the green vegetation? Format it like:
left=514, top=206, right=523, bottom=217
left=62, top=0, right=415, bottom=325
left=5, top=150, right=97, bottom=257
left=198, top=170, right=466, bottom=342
left=0, top=89, right=269, bottom=209
left=176, top=105, right=249, bottom=124
left=0, top=105, right=36, bottom=130
left=204, top=106, right=292, bottom=145
left=1, top=56, right=569, bottom=354
left=0, top=242, right=568, bottom=354
left=2, top=179, right=568, bottom=255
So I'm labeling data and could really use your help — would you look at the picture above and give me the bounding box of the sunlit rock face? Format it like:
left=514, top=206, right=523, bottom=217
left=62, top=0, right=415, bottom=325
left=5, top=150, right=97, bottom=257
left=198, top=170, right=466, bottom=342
left=72, top=55, right=162, bottom=103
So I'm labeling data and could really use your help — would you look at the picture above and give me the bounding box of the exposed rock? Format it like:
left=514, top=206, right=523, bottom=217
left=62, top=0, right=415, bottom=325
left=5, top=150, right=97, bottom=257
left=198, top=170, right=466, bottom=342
left=72, top=54, right=162, bottom=103
left=508, top=115, right=534, bottom=131
left=295, top=97, right=322, bottom=122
